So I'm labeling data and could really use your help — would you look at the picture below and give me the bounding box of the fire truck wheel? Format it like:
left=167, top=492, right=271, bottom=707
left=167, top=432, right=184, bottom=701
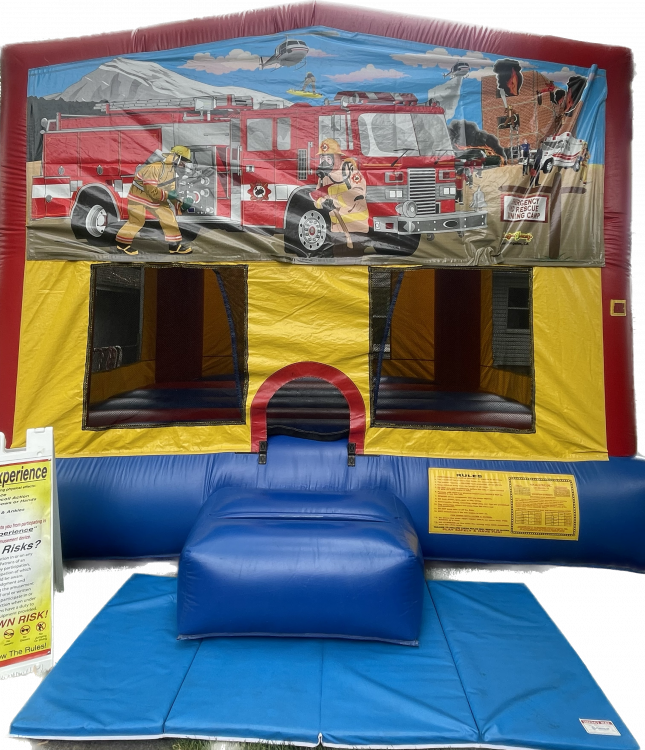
left=71, top=194, right=118, bottom=247
left=368, top=231, right=420, bottom=256
left=285, top=202, right=331, bottom=257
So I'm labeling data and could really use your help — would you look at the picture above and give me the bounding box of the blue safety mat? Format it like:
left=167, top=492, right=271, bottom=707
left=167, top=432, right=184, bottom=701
left=11, top=575, right=639, bottom=749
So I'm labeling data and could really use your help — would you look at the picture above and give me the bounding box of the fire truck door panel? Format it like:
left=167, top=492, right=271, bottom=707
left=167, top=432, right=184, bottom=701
left=177, top=147, right=217, bottom=219
left=43, top=132, right=79, bottom=178
left=173, top=122, right=231, bottom=148
left=242, top=117, right=276, bottom=226
left=119, top=129, right=162, bottom=175
left=78, top=131, right=120, bottom=179
left=43, top=178, right=73, bottom=218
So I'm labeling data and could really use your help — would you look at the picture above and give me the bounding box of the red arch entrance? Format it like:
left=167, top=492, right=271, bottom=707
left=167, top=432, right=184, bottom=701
left=250, top=362, right=366, bottom=453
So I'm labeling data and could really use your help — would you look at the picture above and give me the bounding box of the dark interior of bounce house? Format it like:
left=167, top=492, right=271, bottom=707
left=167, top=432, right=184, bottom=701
left=0, top=2, right=644, bottom=746
left=85, top=264, right=534, bottom=434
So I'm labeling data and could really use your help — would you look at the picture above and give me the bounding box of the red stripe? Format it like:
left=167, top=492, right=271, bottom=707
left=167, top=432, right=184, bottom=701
left=375, top=409, right=532, bottom=429
left=250, top=362, right=366, bottom=453
left=0, top=649, right=51, bottom=669
left=86, top=408, right=242, bottom=427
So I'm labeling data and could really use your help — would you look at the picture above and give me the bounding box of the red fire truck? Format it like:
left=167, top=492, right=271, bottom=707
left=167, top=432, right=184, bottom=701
left=32, top=92, right=488, bottom=257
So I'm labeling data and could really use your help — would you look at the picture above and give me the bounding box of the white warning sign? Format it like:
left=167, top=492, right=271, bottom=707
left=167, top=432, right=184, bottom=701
left=502, top=194, right=548, bottom=223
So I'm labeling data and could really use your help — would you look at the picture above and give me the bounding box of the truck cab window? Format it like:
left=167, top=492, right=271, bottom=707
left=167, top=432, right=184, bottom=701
left=247, top=119, right=273, bottom=151
left=358, top=113, right=453, bottom=157
left=319, top=115, right=348, bottom=150
left=276, top=118, right=291, bottom=150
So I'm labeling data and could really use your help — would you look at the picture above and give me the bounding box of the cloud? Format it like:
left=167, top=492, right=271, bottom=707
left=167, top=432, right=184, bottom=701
left=181, top=49, right=260, bottom=75
left=325, top=64, right=409, bottom=83
left=392, top=48, right=493, bottom=70
left=541, top=66, right=578, bottom=84
left=307, top=48, right=333, bottom=58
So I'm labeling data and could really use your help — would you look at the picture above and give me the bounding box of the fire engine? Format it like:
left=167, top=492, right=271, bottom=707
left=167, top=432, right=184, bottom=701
left=538, top=132, right=587, bottom=174
left=32, top=92, right=488, bottom=257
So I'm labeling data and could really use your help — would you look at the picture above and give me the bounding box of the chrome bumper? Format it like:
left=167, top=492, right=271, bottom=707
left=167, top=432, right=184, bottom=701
left=372, top=211, right=487, bottom=235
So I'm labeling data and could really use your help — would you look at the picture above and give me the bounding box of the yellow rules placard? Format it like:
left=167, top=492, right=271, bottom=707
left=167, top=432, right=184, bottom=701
left=429, top=469, right=579, bottom=539
left=0, top=458, right=52, bottom=672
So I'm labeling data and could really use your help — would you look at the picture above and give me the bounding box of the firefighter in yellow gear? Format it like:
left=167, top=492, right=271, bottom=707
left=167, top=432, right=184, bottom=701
left=115, top=145, right=194, bottom=255
left=311, top=138, right=369, bottom=238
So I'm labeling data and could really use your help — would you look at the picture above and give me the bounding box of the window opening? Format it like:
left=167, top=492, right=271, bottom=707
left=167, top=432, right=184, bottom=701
left=319, top=115, right=348, bottom=150
left=276, top=118, right=291, bottom=150
left=358, top=113, right=453, bottom=157
left=91, top=266, right=144, bottom=372
left=247, top=119, right=273, bottom=151
left=369, top=267, right=534, bottom=432
left=492, top=270, right=532, bottom=367
left=85, top=264, right=248, bottom=429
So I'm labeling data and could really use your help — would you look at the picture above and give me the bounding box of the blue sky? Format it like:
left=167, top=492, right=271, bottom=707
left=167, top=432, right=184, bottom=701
left=28, top=25, right=606, bottom=162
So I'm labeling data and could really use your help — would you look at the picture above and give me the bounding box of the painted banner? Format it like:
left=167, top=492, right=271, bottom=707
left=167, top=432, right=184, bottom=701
left=26, top=27, right=605, bottom=266
left=0, top=429, right=54, bottom=678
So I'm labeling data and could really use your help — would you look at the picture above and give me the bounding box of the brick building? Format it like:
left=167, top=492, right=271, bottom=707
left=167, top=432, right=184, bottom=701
left=481, top=71, right=559, bottom=151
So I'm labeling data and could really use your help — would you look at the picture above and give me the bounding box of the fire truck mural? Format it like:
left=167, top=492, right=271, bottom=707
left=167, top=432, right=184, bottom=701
left=26, top=27, right=606, bottom=266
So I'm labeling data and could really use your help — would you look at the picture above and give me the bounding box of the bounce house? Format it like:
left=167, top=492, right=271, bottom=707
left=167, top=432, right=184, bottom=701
left=0, top=2, right=643, bottom=745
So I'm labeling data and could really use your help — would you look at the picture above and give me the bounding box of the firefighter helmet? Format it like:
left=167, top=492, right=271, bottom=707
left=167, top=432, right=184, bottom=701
left=317, top=138, right=344, bottom=156
left=171, top=145, right=192, bottom=161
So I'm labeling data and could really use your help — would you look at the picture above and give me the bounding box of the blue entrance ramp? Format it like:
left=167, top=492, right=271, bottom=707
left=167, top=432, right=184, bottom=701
left=11, top=574, right=639, bottom=749
left=429, top=581, right=636, bottom=750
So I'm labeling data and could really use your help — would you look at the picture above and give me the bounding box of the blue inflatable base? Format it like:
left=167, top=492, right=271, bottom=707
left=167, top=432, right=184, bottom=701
left=11, top=575, right=638, bottom=749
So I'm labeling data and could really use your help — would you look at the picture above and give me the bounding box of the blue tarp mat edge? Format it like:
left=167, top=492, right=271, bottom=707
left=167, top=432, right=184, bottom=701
left=10, top=574, right=639, bottom=750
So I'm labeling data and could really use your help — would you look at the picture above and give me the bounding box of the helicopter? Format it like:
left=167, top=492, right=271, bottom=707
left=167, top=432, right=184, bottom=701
left=260, top=38, right=309, bottom=70
left=443, top=62, right=471, bottom=79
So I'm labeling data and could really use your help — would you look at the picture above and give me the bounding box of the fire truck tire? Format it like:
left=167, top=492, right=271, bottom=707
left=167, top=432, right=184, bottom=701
left=542, top=159, right=554, bottom=174
left=71, top=193, right=118, bottom=247
left=368, top=231, right=420, bottom=256
left=285, top=200, right=332, bottom=257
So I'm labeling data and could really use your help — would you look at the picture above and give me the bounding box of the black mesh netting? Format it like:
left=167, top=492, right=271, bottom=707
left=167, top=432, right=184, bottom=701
left=85, top=264, right=248, bottom=429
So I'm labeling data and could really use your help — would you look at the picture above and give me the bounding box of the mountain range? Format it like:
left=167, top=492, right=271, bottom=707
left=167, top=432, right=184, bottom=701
left=45, top=57, right=291, bottom=108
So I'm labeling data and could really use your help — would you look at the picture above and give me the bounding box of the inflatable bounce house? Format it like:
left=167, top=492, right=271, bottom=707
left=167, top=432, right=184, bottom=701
left=0, top=2, right=643, bottom=745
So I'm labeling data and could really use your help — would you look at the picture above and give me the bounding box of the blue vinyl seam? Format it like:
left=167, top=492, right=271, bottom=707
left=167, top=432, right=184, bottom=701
left=319, top=638, right=326, bottom=744
left=425, top=581, right=482, bottom=743
left=161, top=636, right=204, bottom=735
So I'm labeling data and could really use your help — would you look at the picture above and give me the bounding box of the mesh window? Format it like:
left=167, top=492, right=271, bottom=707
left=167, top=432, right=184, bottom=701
left=91, top=266, right=143, bottom=372
left=85, top=264, right=248, bottom=429
left=369, top=267, right=534, bottom=433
